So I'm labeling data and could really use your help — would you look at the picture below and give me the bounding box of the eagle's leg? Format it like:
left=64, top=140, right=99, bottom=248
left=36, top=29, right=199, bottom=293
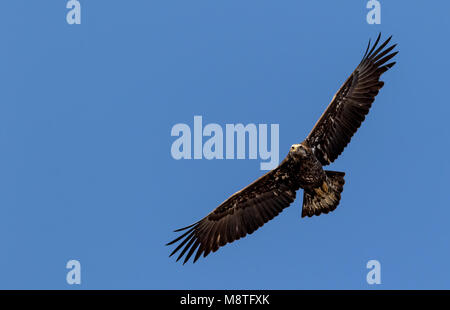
left=301, top=171, right=345, bottom=217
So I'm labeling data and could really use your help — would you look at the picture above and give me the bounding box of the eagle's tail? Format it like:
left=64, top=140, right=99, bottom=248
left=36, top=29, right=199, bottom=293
left=302, top=170, right=345, bottom=217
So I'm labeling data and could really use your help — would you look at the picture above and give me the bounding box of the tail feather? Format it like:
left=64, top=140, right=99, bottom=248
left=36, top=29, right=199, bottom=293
left=302, top=170, right=345, bottom=217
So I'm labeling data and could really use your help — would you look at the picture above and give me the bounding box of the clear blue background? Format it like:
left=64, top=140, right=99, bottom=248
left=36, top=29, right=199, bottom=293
left=0, top=1, right=449, bottom=289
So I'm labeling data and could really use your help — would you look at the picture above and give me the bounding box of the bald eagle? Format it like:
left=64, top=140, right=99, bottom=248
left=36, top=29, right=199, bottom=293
left=167, top=34, right=398, bottom=264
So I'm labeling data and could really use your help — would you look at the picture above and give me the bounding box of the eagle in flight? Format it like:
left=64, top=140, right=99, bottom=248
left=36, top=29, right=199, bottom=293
left=167, top=34, right=398, bottom=264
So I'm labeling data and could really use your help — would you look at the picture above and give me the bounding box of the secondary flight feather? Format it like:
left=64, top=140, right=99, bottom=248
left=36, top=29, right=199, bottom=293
left=167, top=34, right=398, bottom=264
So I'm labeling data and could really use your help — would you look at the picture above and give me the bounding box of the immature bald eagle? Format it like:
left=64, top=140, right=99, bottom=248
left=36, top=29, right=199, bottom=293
left=168, top=34, right=398, bottom=264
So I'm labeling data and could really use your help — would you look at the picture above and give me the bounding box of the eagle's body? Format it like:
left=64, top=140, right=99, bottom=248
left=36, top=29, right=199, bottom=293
left=168, top=34, right=398, bottom=264
left=293, top=144, right=326, bottom=190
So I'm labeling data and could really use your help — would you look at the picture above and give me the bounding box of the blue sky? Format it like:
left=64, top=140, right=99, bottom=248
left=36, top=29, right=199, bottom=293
left=0, top=1, right=449, bottom=289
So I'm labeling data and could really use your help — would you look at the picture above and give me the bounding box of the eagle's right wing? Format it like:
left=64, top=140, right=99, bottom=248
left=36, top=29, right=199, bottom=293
left=305, top=34, right=398, bottom=165
left=167, top=158, right=299, bottom=264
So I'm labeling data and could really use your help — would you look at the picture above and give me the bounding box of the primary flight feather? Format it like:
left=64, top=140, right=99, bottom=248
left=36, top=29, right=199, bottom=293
left=167, top=34, right=398, bottom=264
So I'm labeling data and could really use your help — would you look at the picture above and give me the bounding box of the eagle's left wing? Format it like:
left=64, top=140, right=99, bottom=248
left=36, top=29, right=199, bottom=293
left=305, top=34, right=398, bottom=165
left=167, top=158, right=300, bottom=264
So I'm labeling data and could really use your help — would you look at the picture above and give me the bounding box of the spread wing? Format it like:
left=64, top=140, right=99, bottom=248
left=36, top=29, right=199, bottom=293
left=167, top=158, right=300, bottom=264
left=305, top=34, right=398, bottom=165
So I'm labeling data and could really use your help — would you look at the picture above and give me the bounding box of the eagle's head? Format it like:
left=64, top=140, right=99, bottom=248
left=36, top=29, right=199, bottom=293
left=289, top=143, right=310, bottom=160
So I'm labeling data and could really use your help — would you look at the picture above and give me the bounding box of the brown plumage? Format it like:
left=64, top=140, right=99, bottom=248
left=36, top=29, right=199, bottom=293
left=167, top=34, right=397, bottom=264
left=305, top=34, right=398, bottom=165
